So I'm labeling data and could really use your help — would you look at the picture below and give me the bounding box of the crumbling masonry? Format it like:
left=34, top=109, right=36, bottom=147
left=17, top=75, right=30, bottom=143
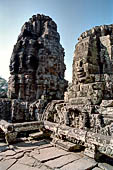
left=0, top=14, right=113, bottom=161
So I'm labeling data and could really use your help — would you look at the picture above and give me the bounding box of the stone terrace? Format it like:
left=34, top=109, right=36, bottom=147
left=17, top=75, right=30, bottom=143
left=0, top=139, right=112, bottom=170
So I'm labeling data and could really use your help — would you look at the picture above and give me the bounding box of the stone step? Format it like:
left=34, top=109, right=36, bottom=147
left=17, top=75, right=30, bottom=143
left=29, top=131, right=44, bottom=139
left=51, top=138, right=81, bottom=152
left=0, top=120, right=44, bottom=144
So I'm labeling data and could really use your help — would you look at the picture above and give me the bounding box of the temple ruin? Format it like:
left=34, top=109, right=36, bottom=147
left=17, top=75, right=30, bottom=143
left=46, top=24, right=113, bottom=159
left=8, top=14, right=67, bottom=102
left=0, top=14, right=67, bottom=122
left=0, top=14, right=113, bottom=163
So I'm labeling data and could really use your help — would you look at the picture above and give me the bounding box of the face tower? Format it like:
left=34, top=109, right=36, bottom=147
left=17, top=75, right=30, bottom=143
left=8, top=14, right=68, bottom=102
left=65, top=25, right=113, bottom=105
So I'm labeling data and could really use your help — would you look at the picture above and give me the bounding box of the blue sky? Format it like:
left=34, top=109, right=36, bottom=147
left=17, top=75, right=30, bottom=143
left=0, top=0, right=113, bottom=82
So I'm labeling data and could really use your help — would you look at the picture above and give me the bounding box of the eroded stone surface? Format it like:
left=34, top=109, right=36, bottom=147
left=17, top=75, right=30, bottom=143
left=0, top=14, right=67, bottom=123
left=0, top=99, right=11, bottom=121
left=8, top=14, right=67, bottom=102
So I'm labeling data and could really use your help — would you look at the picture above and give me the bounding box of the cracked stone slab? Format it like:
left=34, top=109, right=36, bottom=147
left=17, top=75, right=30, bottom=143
left=18, top=153, right=36, bottom=165
left=45, top=152, right=83, bottom=169
left=9, top=163, right=38, bottom=170
left=0, top=149, right=16, bottom=157
left=0, top=159, right=17, bottom=170
left=29, top=149, right=40, bottom=157
left=98, top=163, right=113, bottom=170
left=61, top=156, right=97, bottom=170
left=12, top=154, right=53, bottom=170
left=29, top=146, right=69, bottom=162
left=13, top=139, right=52, bottom=153
left=9, top=162, right=52, bottom=170
left=4, top=151, right=25, bottom=160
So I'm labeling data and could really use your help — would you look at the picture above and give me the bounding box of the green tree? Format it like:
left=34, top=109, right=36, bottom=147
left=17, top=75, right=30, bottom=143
left=0, top=77, right=8, bottom=98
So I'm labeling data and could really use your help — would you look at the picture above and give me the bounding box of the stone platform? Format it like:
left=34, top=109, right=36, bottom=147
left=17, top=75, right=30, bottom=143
left=0, top=139, right=113, bottom=170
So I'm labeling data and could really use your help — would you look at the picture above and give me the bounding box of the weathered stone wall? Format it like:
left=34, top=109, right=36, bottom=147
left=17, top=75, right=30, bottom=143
left=8, top=14, right=68, bottom=102
left=42, top=25, right=113, bottom=159
left=0, top=99, right=11, bottom=121
left=45, top=24, right=113, bottom=138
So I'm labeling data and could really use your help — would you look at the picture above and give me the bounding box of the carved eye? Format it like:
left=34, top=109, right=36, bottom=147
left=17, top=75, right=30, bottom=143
left=80, top=61, right=83, bottom=67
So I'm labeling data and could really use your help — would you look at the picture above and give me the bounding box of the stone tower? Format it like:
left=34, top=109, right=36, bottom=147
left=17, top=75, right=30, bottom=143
left=8, top=14, right=68, bottom=101
left=65, top=25, right=113, bottom=105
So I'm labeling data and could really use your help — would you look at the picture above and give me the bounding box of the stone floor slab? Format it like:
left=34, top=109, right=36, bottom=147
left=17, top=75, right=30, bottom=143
left=98, top=163, right=113, bottom=170
left=12, top=155, right=52, bottom=170
left=17, top=154, right=36, bottom=165
left=0, top=159, right=16, bottom=170
left=13, top=139, right=52, bottom=153
left=9, top=163, right=52, bottom=170
left=4, top=151, right=24, bottom=160
left=1, top=139, right=113, bottom=170
left=45, top=152, right=82, bottom=168
left=61, top=156, right=97, bottom=170
left=0, top=149, right=16, bottom=157
left=30, top=146, right=68, bottom=162
left=9, top=162, right=41, bottom=170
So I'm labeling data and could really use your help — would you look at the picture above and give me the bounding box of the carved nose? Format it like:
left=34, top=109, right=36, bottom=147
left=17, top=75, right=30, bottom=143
left=77, top=67, right=84, bottom=72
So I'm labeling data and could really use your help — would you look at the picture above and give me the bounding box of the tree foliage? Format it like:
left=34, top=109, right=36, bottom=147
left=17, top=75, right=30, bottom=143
left=0, top=77, right=8, bottom=98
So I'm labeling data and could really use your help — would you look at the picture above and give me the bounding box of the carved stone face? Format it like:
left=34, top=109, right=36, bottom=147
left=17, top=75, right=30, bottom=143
left=74, top=57, right=89, bottom=84
left=76, top=59, right=86, bottom=79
